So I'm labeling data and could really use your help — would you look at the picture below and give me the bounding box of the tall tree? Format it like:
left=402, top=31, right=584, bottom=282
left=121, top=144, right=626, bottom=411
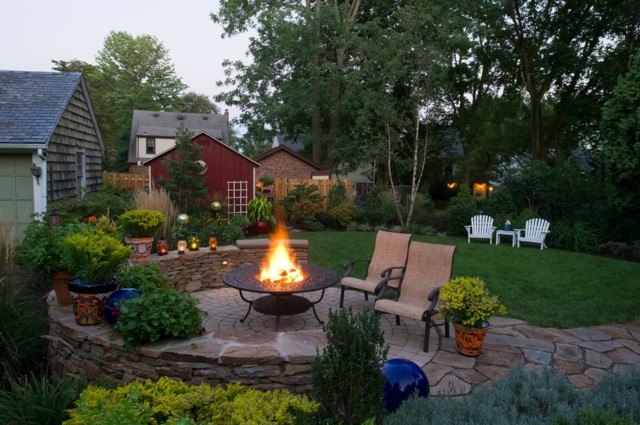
left=178, top=92, right=220, bottom=114
left=158, top=125, right=207, bottom=213
left=96, top=31, right=187, bottom=169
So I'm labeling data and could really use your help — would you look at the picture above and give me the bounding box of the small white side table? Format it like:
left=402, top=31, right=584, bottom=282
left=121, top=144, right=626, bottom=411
left=496, top=230, right=518, bottom=247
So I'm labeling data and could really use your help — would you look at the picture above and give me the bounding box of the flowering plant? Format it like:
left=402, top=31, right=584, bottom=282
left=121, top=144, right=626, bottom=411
left=440, top=277, right=506, bottom=328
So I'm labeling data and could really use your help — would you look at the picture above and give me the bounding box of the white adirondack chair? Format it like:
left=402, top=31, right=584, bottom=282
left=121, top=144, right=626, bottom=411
left=464, top=215, right=496, bottom=244
left=515, top=218, right=551, bottom=250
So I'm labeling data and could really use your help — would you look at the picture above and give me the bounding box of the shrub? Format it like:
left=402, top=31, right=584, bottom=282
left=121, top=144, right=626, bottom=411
left=385, top=367, right=640, bottom=425
left=444, top=185, right=477, bottom=234
left=279, top=183, right=325, bottom=210
left=115, top=263, right=173, bottom=293
left=330, top=203, right=359, bottom=229
left=48, top=188, right=133, bottom=222
left=312, top=307, right=388, bottom=425
left=62, top=231, right=132, bottom=283
left=596, top=242, right=640, bottom=261
left=440, top=277, right=506, bottom=328
left=316, top=211, right=339, bottom=229
left=132, top=187, right=178, bottom=243
left=307, top=221, right=325, bottom=232
left=548, top=220, right=599, bottom=252
left=118, top=209, right=165, bottom=238
left=290, top=200, right=322, bottom=225
left=408, top=192, right=436, bottom=226
left=65, top=378, right=318, bottom=425
left=327, top=180, right=349, bottom=212
left=0, top=370, right=82, bottom=425
left=114, top=288, right=204, bottom=349
left=361, top=187, right=398, bottom=225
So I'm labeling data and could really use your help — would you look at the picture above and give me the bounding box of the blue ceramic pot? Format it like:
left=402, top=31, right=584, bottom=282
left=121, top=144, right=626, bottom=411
left=381, top=358, right=430, bottom=413
left=105, top=288, right=143, bottom=325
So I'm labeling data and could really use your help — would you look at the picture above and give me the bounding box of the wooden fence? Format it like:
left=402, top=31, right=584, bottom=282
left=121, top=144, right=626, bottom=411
left=271, top=178, right=354, bottom=220
left=103, top=172, right=149, bottom=190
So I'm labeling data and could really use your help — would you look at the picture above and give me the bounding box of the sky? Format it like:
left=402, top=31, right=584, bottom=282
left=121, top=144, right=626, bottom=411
left=0, top=0, right=251, bottom=120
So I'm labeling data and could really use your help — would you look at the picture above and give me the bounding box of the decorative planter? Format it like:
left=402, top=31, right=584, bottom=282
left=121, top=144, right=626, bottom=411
left=68, top=278, right=118, bottom=325
left=453, top=323, right=489, bottom=357
left=51, top=270, right=74, bottom=304
left=124, top=236, right=154, bottom=264
left=253, top=221, right=271, bottom=235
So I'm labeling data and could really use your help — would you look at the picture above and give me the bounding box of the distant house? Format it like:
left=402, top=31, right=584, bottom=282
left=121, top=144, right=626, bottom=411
left=253, top=145, right=329, bottom=180
left=144, top=133, right=259, bottom=216
left=0, top=70, right=104, bottom=234
left=127, top=109, right=230, bottom=170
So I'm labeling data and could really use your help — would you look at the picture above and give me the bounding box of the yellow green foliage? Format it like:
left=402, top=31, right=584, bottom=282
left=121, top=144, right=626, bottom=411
left=330, top=203, right=358, bottom=228
left=439, top=276, right=507, bottom=328
left=64, top=377, right=318, bottom=425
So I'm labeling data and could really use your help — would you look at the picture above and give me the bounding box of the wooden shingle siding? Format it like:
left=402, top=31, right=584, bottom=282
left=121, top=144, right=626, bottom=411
left=47, top=85, right=103, bottom=200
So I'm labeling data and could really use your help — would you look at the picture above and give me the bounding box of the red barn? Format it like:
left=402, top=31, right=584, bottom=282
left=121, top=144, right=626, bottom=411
left=144, top=133, right=259, bottom=215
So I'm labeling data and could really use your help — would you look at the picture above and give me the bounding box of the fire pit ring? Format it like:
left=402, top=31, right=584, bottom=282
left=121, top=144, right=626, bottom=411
left=223, top=264, right=340, bottom=330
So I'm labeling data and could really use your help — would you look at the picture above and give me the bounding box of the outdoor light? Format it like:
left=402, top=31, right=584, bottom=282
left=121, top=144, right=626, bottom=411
left=208, top=232, right=218, bottom=251
left=210, top=201, right=222, bottom=212
left=30, top=163, right=42, bottom=184
left=177, top=213, right=190, bottom=225
left=177, top=239, right=187, bottom=255
left=157, top=235, right=168, bottom=256
left=188, top=236, right=200, bottom=251
left=222, top=260, right=229, bottom=266
left=446, top=182, right=458, bottom=190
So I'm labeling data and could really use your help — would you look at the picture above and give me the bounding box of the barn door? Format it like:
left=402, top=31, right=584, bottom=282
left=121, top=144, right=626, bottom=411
left=227, top=181, right=248, bottom=216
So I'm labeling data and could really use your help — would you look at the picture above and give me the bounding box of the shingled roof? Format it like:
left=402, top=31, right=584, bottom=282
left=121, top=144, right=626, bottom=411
left=128, top=110, right=230, bottom=163
left=0, top=70, right=85, bottom=147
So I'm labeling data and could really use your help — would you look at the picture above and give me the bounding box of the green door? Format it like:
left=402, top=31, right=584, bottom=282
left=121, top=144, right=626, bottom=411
left=0, top=154, right=34, bottom=237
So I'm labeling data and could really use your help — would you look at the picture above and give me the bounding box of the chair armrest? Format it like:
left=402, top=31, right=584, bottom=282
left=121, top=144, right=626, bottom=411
left=464, top=225, right=471, bottom=234
left=342, top=259, right=370, bottom=278
left=379, top=266, right=405, bottom=279
left=426, top=287, right=440, bottom=312
left=514, top=228, right=524, bottom=236
left=491, top=226, right=497, bottom=232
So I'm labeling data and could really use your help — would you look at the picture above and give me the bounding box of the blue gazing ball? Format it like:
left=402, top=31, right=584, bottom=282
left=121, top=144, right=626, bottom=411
left=105, top=288, right=142, bottom=325
left=381, top=358, right=430, bottom=413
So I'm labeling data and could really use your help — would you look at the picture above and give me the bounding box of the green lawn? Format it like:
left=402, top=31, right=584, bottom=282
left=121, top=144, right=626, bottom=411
left=285, top=231, right=640, bottom=328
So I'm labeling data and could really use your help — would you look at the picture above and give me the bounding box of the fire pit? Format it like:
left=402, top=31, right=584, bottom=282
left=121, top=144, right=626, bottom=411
left=223, top=263, right=339, bottom=330
left=223, top=226, right=339, bottom=330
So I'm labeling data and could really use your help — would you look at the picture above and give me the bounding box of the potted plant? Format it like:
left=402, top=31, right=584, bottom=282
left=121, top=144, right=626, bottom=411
left=62, top=231, right=132, bottom=325
left=247, top=195, right=273, bottom=235
left=440, top=276, right=506, bottom=357
left=15, top=220, right=86, bottom=304
left=118, top=209, right=164, bottom=264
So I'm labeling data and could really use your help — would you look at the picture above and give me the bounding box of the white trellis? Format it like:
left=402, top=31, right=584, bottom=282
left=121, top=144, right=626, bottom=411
left=227, top=180, right=249, bottom=216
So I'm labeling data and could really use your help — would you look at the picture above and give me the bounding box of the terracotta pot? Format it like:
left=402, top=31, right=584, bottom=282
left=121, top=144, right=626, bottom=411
left=68, top=278, right=118, bottom=325
left=124, top=236, right=154, bottom=264
left=453, top=323, right=489, bottom=357
left=51, top=270, right=74, bottom=304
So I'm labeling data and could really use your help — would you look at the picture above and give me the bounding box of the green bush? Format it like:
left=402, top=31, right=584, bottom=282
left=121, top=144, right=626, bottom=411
left=118, top=209, right=164, bottom=238
left=312, top=307, right=388, bottom=425
left=0, top=370, right=82, bottom=425
left=316, top=212, right=339, bottom=230
left=290, top=199, right=322, bottom=225
left=62, top=231, right=132, bottom=283
left=327, top=180, right=349, bottom=212
left=171, top=213, right=245, bottom=248
left=114, top=288, right=204, bottom=349
left=444, top=185, right=477, bottom=234
left=115, top=263, right=173, bottom=293
left=65, top=378, right=318, bottom=425
left=385, top=367, right=640, bottom=425
left=330, top=203, right=359, bottom=229
left=407, top=192, right=436, bottom=226
left=548, top=220, right=599, bottom=252
left=49, top=188, right=133, bottom=223
left=361, top=187, right=398, bottom=226
left=307, top=221, right=325, bottom=232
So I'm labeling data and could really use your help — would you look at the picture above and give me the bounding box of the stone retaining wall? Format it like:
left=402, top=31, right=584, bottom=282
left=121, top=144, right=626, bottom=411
left=152, top=239, right=308, bottom=292
left=47, top=298, right=325, bottom=393
left=47, top=238, right=323, bottom=393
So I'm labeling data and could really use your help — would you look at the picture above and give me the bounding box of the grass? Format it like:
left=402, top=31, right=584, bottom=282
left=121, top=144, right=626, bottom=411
left=286, top=231, right=640, bottom=328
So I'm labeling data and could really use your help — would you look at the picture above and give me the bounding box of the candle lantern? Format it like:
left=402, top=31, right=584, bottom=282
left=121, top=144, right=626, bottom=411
left=208, top=232, right=218, bottom=251
left=157, top=235, right=168, bottom=256
left=188, top=236, right=200, bottom=251
left=177, top=239, right=187, bottom=255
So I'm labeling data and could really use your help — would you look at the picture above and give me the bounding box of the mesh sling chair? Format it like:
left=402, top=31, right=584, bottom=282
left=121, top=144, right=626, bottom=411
left=374, top=241, right=456, bottom=352
left=339, top=230, right=412, bottom=308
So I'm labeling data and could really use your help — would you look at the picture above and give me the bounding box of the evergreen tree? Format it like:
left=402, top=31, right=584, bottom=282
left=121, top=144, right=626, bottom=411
left=158, top=125, right=207, bottom=212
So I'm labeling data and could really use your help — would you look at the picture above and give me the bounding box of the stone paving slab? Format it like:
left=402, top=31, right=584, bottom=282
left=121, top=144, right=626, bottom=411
left=194, top=287, right=640, bottom=397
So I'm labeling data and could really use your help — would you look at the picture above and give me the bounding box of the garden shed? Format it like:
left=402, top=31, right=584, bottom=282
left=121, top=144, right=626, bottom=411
left=0, top=70, right=104, bottom=235
left=144, top=133, right=259, bottom=215
left=253, top=145, right=329, bottom=179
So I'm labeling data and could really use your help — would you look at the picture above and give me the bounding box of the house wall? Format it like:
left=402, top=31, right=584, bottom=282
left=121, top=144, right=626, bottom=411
left=148, top=133, right=256, bottom=198
left=46, top=84, right=103, bottom=200
left=257, top=150, right=320, bottom=179
left=136, top=137, right=175, bottom=160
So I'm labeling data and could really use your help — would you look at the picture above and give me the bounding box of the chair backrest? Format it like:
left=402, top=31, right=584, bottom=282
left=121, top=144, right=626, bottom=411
left=525, top=218, right=550, bottom=239
left=471, top=215, right=494, bottom=234
left=366, top=231, right=412, bottom=280
left=396, top=241, right=456, bottom=308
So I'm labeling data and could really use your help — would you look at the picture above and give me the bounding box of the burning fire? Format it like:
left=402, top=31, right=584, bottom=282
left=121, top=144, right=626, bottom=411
left=259, top=226, right=305, bottom=284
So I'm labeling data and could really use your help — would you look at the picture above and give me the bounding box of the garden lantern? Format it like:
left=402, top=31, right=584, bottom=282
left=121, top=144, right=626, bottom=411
left=188, top=236, right=200, bottom=251
left=208, top=232, right=218, bottom=251
left=177, top=239, right=187, bottom=255
left=157, top=235, right=168, bottom=256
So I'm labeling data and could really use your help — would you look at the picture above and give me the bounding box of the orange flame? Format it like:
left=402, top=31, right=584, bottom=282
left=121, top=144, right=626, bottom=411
left=259, top=225, right=304, bottom=284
